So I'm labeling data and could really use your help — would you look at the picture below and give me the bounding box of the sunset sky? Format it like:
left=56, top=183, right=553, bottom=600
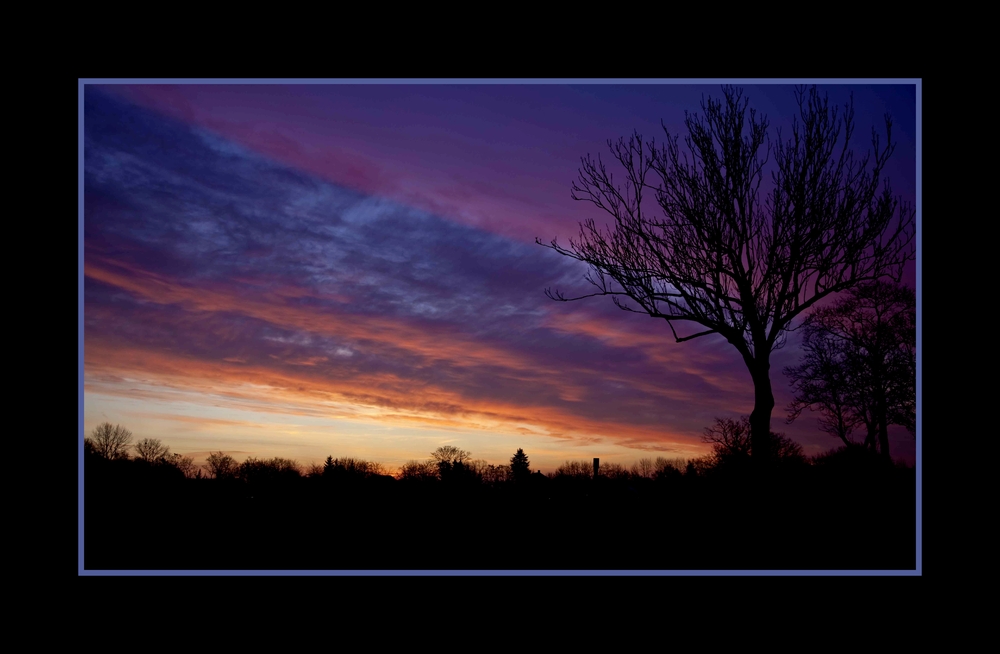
left=81, top=80, right=919, bottom=473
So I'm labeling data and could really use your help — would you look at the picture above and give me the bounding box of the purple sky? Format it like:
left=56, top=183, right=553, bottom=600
left=83, top=81, right=918, bottom=471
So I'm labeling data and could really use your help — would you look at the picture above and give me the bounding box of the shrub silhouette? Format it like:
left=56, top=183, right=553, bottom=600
left=702, top=416, right=807, bottom=472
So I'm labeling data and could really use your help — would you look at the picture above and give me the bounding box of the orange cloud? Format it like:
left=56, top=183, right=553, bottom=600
left=85, top=333, right=708, bottom=454
left=85, top=256, right=729, bottom=455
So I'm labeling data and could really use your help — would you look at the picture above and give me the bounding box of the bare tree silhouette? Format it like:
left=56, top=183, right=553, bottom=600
left=397, top=460, right=439, bottom=482
left=555, top=460, right=594, bottom=479
left=89, top=422, right=134, bottom=460
left=430, top=445, right=473, bottom=481
left=430, top=446, right=471, bottom=465
left=134, top=437, right=170, bottom=463
left=538, top=85, right=914, bottom=464
left=631, top=457, right=656, bottom=479
left=703, top=417, right=753, bottom=465
left=206, top=451, right=238, bottom=480
left=166, top=453, right=200, bottom=478
left=238, top=457, right=301, bottom=485
left=703, top=416, right=806, bottom=469
left=785, top=280, right=915, bottom=461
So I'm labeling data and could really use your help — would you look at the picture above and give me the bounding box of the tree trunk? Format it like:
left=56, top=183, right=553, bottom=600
left=861, top=416, right=877, bottom=452
left=876, top=389, right=891, bottom=464
left=835, top=410, right=851, bottom=447
left=749, top=359, right=775, bottom=465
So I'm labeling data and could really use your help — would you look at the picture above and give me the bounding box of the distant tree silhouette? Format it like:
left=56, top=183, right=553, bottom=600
left=430, top=446, right=472, bottom=481
left=206, top=452, right=238, bottom=480
left=703, top=416, right=806, bottom=470
left=555, top=460, right=594, bottom=479
left=431, top=446, right=471, bottom=466
left=538, top=85, right=915, bottom=465
left=784, top=326, right=858, bottom=446
left=483, top=463, right=511, bottom=484
left=134, top=437, right=170, bottom=463
left=703, top=417, right=753, bottom=466
left=89, top=422, right=133, bottom=460
left=465, top=459, right=487, bottom=482
left=446, top=459, right=477, bottom=484
left=686, top=459, right=709, bottom=477
left=321, top=456, right=385, bottom=481
left=650, top=457, right=684, bottom=481
left=653, top=457, right=687, bottom=480
left=631, top=457, right=655, bottom=479
left=397, top=460, right=439, bottom=482
left=510, top=448, right=531, bottom=482
left=785, top=281, right=915, bottom=461
left=166, top=453, right=199, bottom=478
left=599, top=462, right=630, bottom=480
left=237, top=457, right=301, bottom=484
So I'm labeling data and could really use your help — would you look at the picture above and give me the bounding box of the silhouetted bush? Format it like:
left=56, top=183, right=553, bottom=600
left=703, top=416, right=808, bottom=474
left=812, top=443, right=890, bottom=475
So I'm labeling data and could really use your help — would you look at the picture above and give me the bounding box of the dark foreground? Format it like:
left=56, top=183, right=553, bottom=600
left=83, top=462, right=916, bottom=571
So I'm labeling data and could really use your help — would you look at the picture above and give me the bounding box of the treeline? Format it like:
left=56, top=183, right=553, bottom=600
left=83, top=421, right=915, bottom=570
left=84, top=416, right=911, bottom=490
